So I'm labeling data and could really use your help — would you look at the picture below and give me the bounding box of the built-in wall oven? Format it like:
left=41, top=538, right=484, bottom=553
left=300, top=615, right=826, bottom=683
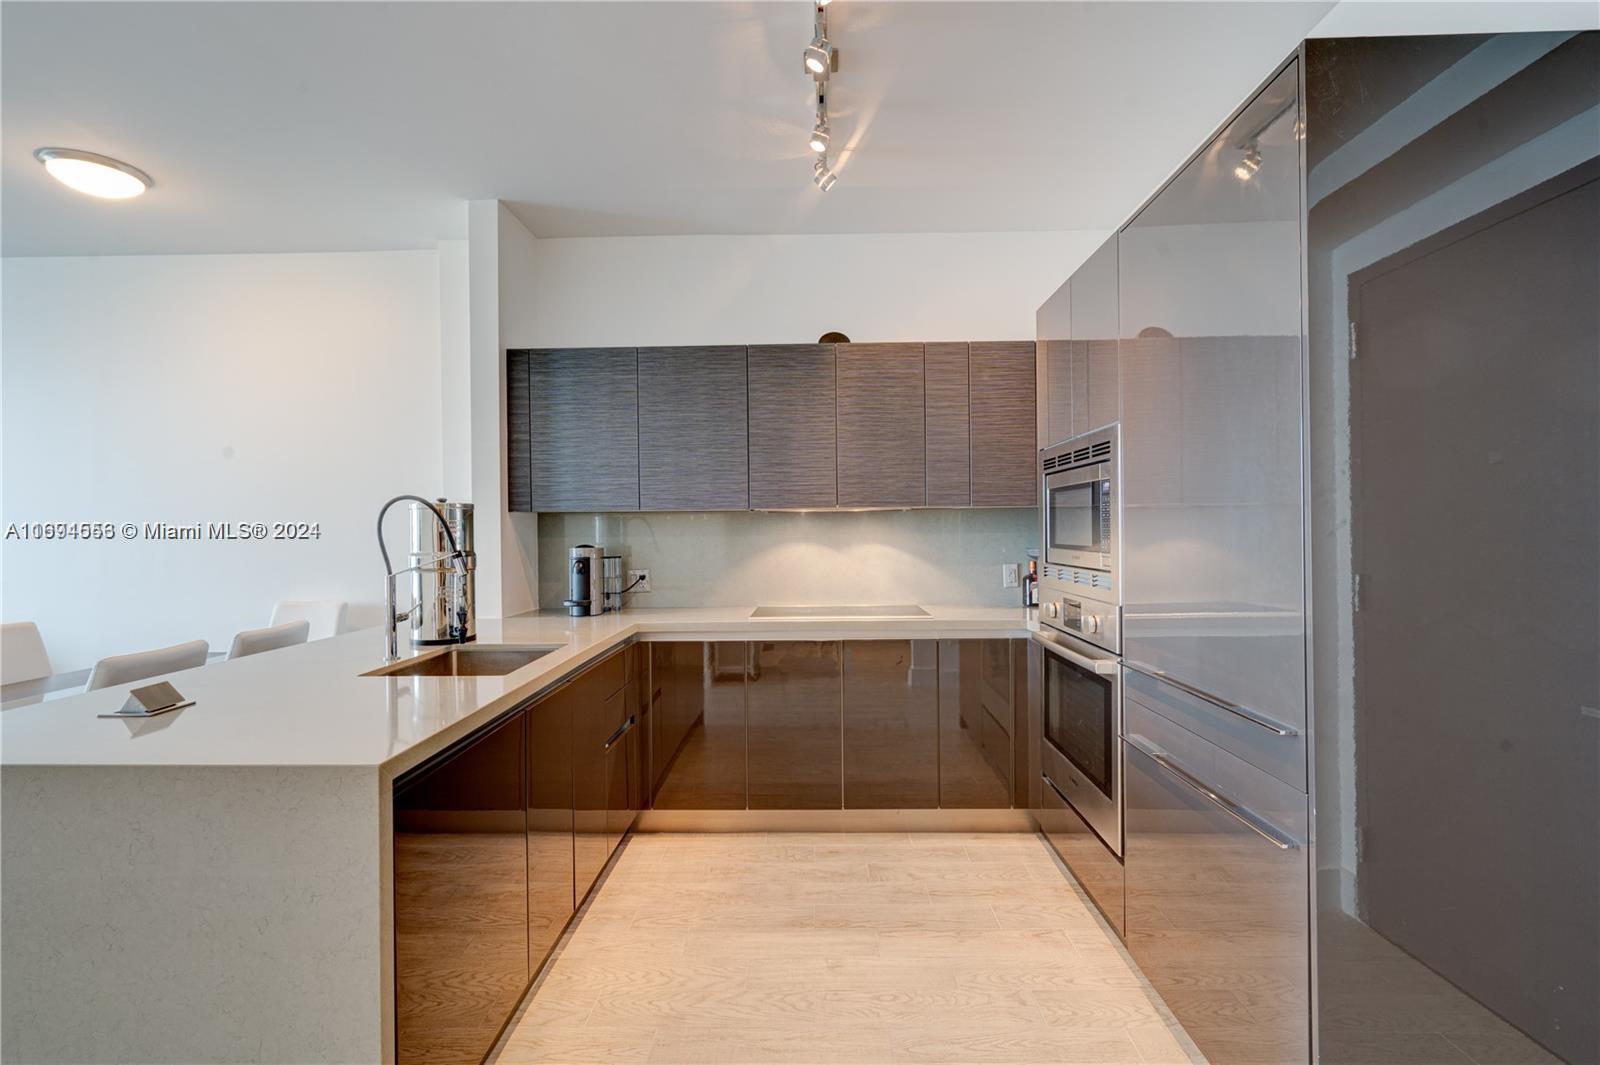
left=1039, top=424, right=1119, bottom=654
left=1037, top=629, right=1123, bottom=855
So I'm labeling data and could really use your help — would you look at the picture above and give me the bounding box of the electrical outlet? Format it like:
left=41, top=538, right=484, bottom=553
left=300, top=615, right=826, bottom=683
left=627, top=569, right=652, bottom=593
left=1001, top=564, right=1020, bottom=588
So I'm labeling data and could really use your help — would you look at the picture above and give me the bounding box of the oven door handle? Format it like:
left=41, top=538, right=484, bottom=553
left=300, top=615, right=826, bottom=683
left=1125, top=734, right=1300, bottom=851
left=1123, top=661, right=1298, bottom=737
left=1034, top=631, right=1119, bottom=675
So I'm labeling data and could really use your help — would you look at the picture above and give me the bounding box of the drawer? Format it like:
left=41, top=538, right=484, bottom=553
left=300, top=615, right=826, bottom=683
left=1124, top=665, right=1305, bottom=792
left=1122, top=702, right=1310, bottom=1064
left=1039, top=778, right=1124, bottom=935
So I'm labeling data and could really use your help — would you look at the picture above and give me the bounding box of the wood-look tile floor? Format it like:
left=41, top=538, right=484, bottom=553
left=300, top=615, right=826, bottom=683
left=488, top=832, right=1204, bottom=1065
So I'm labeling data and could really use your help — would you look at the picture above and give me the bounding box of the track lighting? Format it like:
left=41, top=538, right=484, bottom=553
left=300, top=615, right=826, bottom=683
left=813, top=159, right=838, bottom=192
left=1233, top=145, right=1262, bottom=182
left=809, top=122, right=830, bottom=154
left=804, top=32, right=834, bottom=75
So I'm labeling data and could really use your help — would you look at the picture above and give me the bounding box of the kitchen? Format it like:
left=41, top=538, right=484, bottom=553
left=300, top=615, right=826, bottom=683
left=2, top=4, right=1597, bottom=1065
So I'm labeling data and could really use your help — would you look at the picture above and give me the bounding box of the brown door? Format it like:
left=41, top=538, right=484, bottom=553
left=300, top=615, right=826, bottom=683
left=1350, top=164, right=1599, bottom=1063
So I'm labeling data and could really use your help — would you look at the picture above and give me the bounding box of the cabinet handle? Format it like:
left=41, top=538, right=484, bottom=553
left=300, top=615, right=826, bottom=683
left=1124, top=662, right=1298, bottom=737
left=1125, top=734, right=1300, bottom=851
left=603, top=715, right=637, bottom=751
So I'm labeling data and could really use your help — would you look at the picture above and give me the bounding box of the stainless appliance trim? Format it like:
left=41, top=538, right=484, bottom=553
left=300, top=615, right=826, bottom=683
left=1035, top=630, right=1118, bottom=675
left=1124, top=733, right=1299, bottom=851
left=1037, top=629, right=1122, bottom=857
left=1124, top=661, right=1299, bottom=737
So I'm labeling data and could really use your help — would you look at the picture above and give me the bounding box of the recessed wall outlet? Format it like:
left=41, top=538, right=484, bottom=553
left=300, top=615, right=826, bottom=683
left=627, top=569, right=652, bottom=593
left=1001, top=564, right=1020, bottom=588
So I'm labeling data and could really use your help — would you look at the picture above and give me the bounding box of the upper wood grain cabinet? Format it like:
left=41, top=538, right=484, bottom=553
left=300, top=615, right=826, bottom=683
left=638, top=346, right=750, bottom=510
left=837, top=343, right=926, bottom=508
left=507, top=351, right=532, bottom=511
left=969, top=341, right=1037, bottom=507
left=924, top=343, right=971, bottom=507
left=747, top=344, right=837, bottom=509
left=523, top=348, right=640, bottom=512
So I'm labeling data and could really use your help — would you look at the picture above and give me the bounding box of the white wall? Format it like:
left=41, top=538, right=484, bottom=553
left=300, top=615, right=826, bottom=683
left=512, top=231, right=1105, bottom=347
left=1, top=251, right=443, bottom=670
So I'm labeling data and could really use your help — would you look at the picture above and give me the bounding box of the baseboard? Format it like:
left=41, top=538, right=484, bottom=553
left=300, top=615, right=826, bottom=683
left=633, top=808, right=1036, bottom=833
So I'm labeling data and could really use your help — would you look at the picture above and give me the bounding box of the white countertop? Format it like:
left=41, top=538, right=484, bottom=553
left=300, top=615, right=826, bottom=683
left=0, top=607, right=1036, bottom=774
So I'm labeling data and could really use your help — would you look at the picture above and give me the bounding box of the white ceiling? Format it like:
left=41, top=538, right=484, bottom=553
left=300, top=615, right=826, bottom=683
left=1, top=1, right=1348, bottom=256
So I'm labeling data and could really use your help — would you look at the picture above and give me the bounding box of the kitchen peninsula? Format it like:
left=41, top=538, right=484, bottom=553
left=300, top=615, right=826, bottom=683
left=1, top=607, right=1037, bottom=1064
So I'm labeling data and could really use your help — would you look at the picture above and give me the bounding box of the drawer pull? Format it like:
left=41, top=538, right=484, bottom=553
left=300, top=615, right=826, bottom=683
left=1126, top=734, right=1300, bottom=851
left=1124, top=662, right=1298, bottom=737
left=603, top=716, right=637, bottom=751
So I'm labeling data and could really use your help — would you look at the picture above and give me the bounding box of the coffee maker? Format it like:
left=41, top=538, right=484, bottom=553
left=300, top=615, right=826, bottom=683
left=564, top=544, right=621, bottom=617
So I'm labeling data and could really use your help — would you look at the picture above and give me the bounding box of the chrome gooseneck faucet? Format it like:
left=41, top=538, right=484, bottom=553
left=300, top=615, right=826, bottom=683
left=377, top=494, right=466, bottom=663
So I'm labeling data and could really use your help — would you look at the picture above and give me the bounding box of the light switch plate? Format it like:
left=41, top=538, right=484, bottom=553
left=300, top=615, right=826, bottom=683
left=1001, top=564, right=1019, bottom=588
left=628, top=569, right=652, bottom=593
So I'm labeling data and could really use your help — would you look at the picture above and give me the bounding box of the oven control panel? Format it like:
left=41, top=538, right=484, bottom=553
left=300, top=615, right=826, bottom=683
left=1039, top=589, right=1119, bottom=655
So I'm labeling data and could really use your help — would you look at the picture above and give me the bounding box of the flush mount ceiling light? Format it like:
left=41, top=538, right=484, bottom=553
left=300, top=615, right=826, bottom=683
left=34, top=147, right=151, bottom=199
left=1233, top=145, right=1263, bottom=182
left=803, top=2, right=843, bottom=190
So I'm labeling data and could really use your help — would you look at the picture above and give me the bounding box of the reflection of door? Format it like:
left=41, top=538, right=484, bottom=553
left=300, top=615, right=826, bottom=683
left=1350, top=161, right=1599, bottom=1064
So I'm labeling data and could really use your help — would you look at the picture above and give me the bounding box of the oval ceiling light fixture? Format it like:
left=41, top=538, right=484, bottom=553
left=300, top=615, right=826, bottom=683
left=34, top=148, right=151, bottom=199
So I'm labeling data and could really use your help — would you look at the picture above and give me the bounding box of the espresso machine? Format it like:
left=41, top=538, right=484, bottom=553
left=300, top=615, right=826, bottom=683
left=564, top=544, right=622, bottom=617
left=408, top=499, right=476, bottom=644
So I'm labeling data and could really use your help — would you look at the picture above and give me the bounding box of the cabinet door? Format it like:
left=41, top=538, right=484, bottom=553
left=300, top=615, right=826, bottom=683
left=527, top=691, right=574, bottom=972
left=843, top=640, right=938, bottom=808
left=1036, top=279, right=1073, bottom=447
left=924, top=343, right=971, bottom=506
left=748, top=344, right=837, bottom=509
left=836, top=343, right=926, bottom=507
left=507, top=350, right=532, bottom=512
left=650, top=642, right=747, bottom=809
left=969, top=342, right=1038, bottom=506
left=572, top=652, right=627, bottom=902
left=1123, top=702, right=1307, bottom=1065
left=525, top=348, right=640, bottom=511
left=638, top=346, right=749, bottom=510
left=937, top=640, right=1014, bottom=808
left=1071, top=237, right=1120, bottom=433
left=394, top=712, right=527, bottom=1065
left=747, top=641, right=842, bottom=809
left=1117, top=62, right=1306, bottom=738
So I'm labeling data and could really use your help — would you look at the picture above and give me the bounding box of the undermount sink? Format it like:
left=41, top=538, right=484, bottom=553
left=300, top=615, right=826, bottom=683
left=750, top=605, right=930, bottom=619
left=362, top=645, right=559, bottom=678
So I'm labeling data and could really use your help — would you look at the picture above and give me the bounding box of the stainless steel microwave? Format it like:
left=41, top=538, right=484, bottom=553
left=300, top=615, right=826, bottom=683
left=1039, top=424, right=1120, bottom=653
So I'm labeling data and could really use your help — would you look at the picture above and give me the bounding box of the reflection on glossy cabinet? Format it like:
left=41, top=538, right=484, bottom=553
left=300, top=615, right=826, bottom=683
left=650, top=642, right=747, bottom=809
left=1036, top=279, right=1073, bottom=448
left=748, top=641, right=842, bottom=809
left=1072, top=236, right=1120, bottom=434
left=843, top=640, right=938, bottom=809
left=1116, top=61, right=1306, bottom=734
left=526, top=691, right=574, bottom=969
left=937, top=639, right=1014, bottom=808
left=394, top=712, right=528, bottom=1065
left=1040, top=777, right=1124, bottom=935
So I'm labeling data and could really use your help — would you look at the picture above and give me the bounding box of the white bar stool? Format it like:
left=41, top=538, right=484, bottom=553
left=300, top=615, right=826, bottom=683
left=227, top=620, right=311, bottom=660
left=84, top=640, right=209, bottom=692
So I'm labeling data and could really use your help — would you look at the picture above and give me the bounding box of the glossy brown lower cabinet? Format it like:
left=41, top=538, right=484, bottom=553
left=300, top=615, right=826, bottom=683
left=748, top=641, right=842, bottom=809
left=394, top=712, right=528, bottom=1065
left=842, top=640, right=938, bottom=808
left=937, top=639, right=1014, bottom=808
left=650, top=641, right=747, bottom=809
left=526, top=689, right=574, bottom=969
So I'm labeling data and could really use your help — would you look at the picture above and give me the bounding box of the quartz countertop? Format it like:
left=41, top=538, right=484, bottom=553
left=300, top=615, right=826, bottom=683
left=0, top=606, right=1037, bottom=774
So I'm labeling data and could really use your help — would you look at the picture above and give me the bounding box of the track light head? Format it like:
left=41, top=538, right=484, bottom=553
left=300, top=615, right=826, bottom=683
left=804, top=34, right=834, bottom=76
left=1233, top=145, right=1262, bottom=182
left=813, top=159, right=837, bottom=192
left=809, top=121, right=830, bottom=154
